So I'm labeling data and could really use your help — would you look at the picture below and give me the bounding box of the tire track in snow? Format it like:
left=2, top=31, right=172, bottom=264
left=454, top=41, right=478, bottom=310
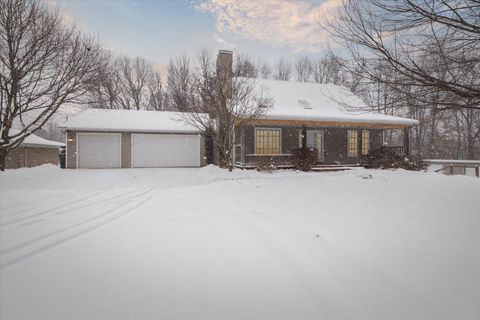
left=1, top=188, right=140, bottom=226
left=1, top=190, right=99, bottom=218
left=0, top=188, right=154, bottom=270
left=0, top=188, right=142, bottom=227
left=0, top=187, right=154, bottom=256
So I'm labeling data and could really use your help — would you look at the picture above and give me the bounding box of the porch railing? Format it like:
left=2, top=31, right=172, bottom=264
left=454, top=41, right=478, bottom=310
left=384, top=146, right=406, bottom=156
left=244, top=154, right=293, bottom=166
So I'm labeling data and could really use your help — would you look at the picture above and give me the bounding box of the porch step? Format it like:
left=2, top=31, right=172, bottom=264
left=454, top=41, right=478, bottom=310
left=234, top=164, right=295, bottom=169
left=311, top=167, right=351, bottom=172
left=312, top=164, right=362, bottom=168
left=234, top=164, right=362, bottom=171
left=311, top=164, right=362, bottom=172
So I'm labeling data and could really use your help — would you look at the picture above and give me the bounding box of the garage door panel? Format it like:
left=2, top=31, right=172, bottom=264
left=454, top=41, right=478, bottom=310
left=77, top=133, right=121, bottom=169
left=131, top=134, right=200, bottom=167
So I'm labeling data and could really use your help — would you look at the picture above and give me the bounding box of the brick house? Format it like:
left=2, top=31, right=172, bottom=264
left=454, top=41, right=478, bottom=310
left=233, top=79, right=417, bottom=167
left=5, top=129, right=64, bottom=169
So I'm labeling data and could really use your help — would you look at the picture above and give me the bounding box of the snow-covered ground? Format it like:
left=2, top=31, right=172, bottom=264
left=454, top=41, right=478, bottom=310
left=1, top=166, right=479, bottom=320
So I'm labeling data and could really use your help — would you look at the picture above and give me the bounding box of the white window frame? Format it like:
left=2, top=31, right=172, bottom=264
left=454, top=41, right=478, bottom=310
left=361, top=130, right=370, bottom=156
left=347, top=129, right=358, bottom=157
left=317, top=130, right=325, bottom=162
left=254, top=127, right=282, bottom=155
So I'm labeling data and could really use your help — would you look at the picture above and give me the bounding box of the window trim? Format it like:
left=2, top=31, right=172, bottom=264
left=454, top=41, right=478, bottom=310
left=254, top=127, right=282, bottom=155
left=361, top=130, right=370, bottom=156
left=317, top=130, right=325, bottom=162
left=347, top=129, right=358, bottom=157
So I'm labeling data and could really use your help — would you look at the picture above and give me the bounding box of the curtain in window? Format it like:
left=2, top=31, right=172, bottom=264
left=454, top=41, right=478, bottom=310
left=362, top=130, right=370, bottom=155
left=348, top=130, right=358, bottom=157
left=255, top=129, right=280, bottom=154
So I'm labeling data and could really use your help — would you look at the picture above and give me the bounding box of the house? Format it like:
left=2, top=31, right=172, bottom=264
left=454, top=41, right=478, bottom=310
left=5, top=129, right=65, bottom=169
left=60, top=110, right=206, bottom=169
left=61, top=50, right=417, bottom=170
left=233, top=79, right=418, bottom=167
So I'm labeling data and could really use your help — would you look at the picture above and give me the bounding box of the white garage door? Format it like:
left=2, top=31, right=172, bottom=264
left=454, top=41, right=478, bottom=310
left=77, top=133, right=121, bottom=169
left=131, top=134, right=200, bottom=167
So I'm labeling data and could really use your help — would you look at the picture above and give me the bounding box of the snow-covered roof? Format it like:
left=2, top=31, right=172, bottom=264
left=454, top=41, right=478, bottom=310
left=256, top=79, right=418, bottom=126
left=9, top=129, right=65, bottom=148
left=61, top=109, right=204, bottom=133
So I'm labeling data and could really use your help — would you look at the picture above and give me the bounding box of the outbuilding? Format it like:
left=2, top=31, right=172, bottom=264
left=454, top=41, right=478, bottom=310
left=61, top=109, right=206, bottom=169
left=5, top=129, right=64, bottom=169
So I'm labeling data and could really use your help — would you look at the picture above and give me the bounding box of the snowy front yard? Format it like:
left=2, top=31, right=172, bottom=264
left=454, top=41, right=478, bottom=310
left=1, top=166, right=479, bottom=320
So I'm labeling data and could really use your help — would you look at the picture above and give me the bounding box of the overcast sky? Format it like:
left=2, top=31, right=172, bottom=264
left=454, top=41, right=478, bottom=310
left=52, top=0, right=342, bottom=68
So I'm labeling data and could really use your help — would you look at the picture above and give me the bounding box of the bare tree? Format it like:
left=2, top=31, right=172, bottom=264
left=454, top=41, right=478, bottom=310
left=294, top=56, right=313, bottom=82
left=89, top=55, right=165, bottom=111
left=321, top=0, right=480, bottom=109
left=311, top=53, right=349, bottom=85
left=166, top=56, right=191, bottom=111
left=147, top=71, right=167, bottom=111
left=88, top=60, right=121, bottom=110
left=319, top=0, right=480, bottom=159
left=455, top=106, right=480, bottom=159
left=234, top=53, right=258, bottom=78
left=115, top=56, right=150, bottom=110
left=182, top=51, right=273, bottom=170
left=0, top=0, right=109, bottom=170
left=259, top=61, right=273, bottom=79
left=273, top=58, right=292, bottom=81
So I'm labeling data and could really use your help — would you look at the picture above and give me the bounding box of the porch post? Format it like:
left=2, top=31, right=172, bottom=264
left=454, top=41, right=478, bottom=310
left=404, top=127, right=410, bottom=157
left=302, top=126, right=307, bottom=149
left=241, top=128, right=245, bottom=165
left=357, top=130, right=362, bottom=162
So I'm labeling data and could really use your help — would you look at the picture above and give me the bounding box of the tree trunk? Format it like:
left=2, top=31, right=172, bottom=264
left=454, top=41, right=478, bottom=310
left=0, top=148, right=9, bottom=171
left=204, top=128, right=215, bottom=165
left=467, top=135, right=475, bottom=160
left=454, top=111, right=462, bottom=159
left=427, top=108, right=437, bottom=158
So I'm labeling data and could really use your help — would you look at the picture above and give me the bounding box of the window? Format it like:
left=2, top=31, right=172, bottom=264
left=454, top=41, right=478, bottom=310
left=347, top=130, right=358, bottom=157
left=362, top=130, right=370, bottom=155
left=255, top=128, right=280, bottom=154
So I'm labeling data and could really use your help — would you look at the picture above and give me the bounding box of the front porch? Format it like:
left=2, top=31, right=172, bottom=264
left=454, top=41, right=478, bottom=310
left=234, top=147, right=407, bottom=168
left=233, top=123, right=411, bottom=168
left=234, top=151, right=294, bottom=168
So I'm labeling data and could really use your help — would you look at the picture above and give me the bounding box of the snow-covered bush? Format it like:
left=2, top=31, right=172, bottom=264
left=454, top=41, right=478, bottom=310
left=292, top=148, right=316, bottom=171
left=361, top=147, right=427, bottom=171
left=255, top=157, right=277, bottom=172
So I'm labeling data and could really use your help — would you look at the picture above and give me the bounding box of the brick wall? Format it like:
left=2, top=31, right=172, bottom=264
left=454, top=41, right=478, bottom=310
left=240, top=124, right=383, bottom=165
left=5, top=146, right=59, bottom=169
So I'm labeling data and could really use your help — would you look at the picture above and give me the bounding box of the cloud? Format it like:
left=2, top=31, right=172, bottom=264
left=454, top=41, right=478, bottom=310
left=213, top=34, right=236, bottom=49
left=195, top=0, right=342, bottom=53
left=45, top=0, right=75, bottom=25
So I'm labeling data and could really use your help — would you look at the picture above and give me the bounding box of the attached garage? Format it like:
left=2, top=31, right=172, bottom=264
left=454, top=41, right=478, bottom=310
left=131, top=134, right=200, bottom=168
left=77, top=133, right=121, bottom=169
left=62, top=109, right=206, bottom=169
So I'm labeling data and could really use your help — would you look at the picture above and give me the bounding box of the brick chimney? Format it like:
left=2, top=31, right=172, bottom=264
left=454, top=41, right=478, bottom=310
left=216, top=50, right=233, bottom=98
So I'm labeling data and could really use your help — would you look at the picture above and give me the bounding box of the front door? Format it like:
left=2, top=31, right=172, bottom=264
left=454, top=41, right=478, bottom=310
left=306, top=130, right=325, bottom=162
